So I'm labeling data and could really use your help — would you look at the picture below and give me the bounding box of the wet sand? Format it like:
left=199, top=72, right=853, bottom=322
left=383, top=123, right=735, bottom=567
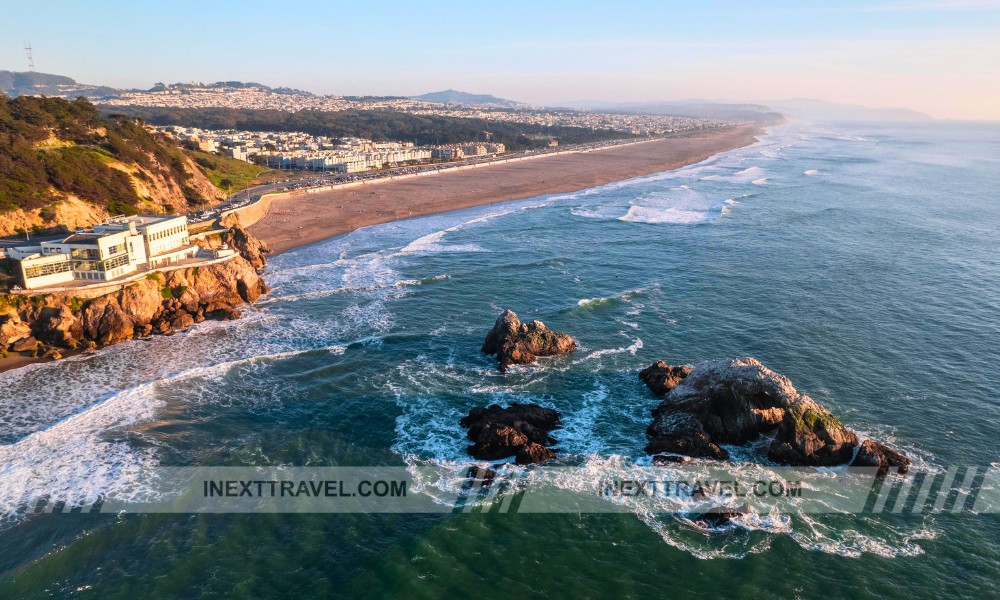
left=250, top=126, right=762, bottom=254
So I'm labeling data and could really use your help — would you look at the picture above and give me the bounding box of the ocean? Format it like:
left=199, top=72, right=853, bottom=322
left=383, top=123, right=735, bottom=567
left=1, top=120, right=998, bottom=598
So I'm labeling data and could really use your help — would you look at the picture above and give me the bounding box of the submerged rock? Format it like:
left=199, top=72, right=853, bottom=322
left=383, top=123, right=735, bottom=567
left=642, top=357, right=907, bottom=471
left=460, top=403, right=561, bottom=464
left=690, top=504, right=751, bottom=529
left=481, top=309, right=576, bottom=371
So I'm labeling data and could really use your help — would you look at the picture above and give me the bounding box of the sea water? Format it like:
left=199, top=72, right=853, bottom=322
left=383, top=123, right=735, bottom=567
left=1, top=120, right=998, bottom=598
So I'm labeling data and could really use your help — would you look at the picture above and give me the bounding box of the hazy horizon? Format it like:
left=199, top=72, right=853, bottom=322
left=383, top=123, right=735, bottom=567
left=3, top=0, right=999, bottom=119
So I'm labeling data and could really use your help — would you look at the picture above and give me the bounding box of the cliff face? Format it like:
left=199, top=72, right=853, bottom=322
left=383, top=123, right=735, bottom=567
left=0, top=226, right=269, bottom=360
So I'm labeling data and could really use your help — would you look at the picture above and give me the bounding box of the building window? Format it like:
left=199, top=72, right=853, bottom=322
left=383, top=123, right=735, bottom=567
left=24, top=261, right=72, bottom=278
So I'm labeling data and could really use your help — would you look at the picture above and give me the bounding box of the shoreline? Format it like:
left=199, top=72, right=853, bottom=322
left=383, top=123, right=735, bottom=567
left=0, top=125, right=761, bottom=376
left=249, top=125, right=763, bottom=255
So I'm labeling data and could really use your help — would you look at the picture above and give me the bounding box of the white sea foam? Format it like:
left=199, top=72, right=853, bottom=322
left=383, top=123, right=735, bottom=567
left=580, top=337, right=644, bottom=361
left=395, top=201, right=551, bottom=255
left=804, top=169, right=820, bottom=176
left=751, top=178, right=769, bottom=185
left=619, top=205, right=715, bottom=225
left=0, top=348, right=325, bottom=528
left=703, top=166, right=767, bottom=184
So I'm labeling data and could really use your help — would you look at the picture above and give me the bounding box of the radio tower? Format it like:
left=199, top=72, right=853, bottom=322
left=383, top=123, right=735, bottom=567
left=24, top=41, right=35, bottom=72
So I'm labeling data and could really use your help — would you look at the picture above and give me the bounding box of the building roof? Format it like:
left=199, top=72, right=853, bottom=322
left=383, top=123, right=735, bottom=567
left=105, top=214, right=184, bottom=226
left=61, top=233, right=103, bottom=244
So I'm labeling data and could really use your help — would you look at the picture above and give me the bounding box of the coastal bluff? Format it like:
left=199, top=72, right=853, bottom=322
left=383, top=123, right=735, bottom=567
left=0, top=226, right=269, bottom=362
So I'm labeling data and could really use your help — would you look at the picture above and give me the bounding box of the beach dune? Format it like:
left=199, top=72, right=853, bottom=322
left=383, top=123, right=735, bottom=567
left=249, top=126, right=761, bottom=254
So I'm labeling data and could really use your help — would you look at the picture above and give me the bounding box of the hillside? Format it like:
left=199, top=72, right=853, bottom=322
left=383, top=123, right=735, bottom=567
left=0, top=95, right=228, bottom=236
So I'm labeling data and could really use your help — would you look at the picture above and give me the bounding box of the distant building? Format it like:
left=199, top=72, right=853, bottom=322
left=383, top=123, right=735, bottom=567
left=226, top=146, right=249, bottom=162
left=11, top=215, right=198, bottom=289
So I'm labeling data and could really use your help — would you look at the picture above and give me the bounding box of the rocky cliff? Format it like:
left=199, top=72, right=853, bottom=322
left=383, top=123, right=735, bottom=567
left=0, top=226, right=268, bottom=361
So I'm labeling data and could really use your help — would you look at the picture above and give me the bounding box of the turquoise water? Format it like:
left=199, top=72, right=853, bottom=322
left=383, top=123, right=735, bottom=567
left=1, top=120, right=999, bottom=598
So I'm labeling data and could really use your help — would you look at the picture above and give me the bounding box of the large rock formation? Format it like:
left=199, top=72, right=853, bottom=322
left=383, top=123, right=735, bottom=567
left=0, top=253, right=268, bottom=360
left=459, top=403, right=561, bottom=465
left=218, top=220, right=270, bottom=271
left=641, top=358, right=909, bottom=474
left=481, top=309, right=576, bottom=371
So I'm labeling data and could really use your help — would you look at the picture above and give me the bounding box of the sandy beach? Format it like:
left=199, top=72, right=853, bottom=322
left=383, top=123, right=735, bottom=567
left=249, top=125, right=762, bottom=254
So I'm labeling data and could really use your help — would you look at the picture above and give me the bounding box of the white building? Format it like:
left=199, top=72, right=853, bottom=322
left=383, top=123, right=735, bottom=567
left=13, top=215, right=198, bottom=289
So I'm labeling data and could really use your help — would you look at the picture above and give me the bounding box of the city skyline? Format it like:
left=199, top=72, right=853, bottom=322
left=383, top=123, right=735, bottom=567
left=2, top=1, right=999, bottom=120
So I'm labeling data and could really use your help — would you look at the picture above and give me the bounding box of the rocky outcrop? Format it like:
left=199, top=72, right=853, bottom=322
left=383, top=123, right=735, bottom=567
left=642, top=357, right=909, bottom=474
left=690, top=504, right=751, bottom=529
left=0, top=310, right=32, bottom=350
left=851, top=440, right=912, bottom=479
left=639, top=361, right=692, bottom=396
left=219, top=221, right=270, bottom=271
left=460, top=403, right=561, bottom=465
left=481, top=309, right=576, bottom=371
left=0, top=254, right=268, bottom=361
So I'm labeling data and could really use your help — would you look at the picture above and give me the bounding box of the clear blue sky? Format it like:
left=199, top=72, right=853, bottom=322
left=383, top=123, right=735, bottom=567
left=3, top=0, right=998, bottom=118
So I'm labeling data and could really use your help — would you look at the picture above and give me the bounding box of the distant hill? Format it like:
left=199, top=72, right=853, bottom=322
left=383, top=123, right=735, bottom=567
left=148, top=81, right=315, bottom=96
left=763, top=98, right=932, bottom=121
left=0, top=70, right=121, bottom=99
left=0, top=71, right=75, bottom=90
left=414, top=89, right=526, bottom=108
left=559, top=99, right=782, bottom=122
left=0, top=95, right=228, bottom=236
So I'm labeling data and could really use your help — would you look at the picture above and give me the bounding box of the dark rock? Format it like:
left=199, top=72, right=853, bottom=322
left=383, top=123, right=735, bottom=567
left=469, top=423, right=529, bottom=460
left=82, top=297, right=133, bottom=345
left=460, top=403, right=560, bottom=464
left=652, top=454, right=691, bottom=465
left=0, top=311, right=32, bottom=350
left=690, top=504, right=751, bottom=528
left=34, top=305, right=81, bottom=348
left=461, top=403, right=561, bottom=445
left=766, top=405, right=858, bottom=466
left=205, top=303, right=241, bottom=321
left=481, top=309, right=575, bottom=371
left=516, top=443, right=556, bottom=465
left=169, top=311, right=196, bottom=332
left=645, top=430, right=729, bottom=460
left=11, top=336, right=40, bottom=353
left=642, top=357, right=907, bottom=469
left=465, top=466, right=499, bottom=487
left=639, top=361, right=692, bottom=396
left=851, top=439, right=911, bottom=478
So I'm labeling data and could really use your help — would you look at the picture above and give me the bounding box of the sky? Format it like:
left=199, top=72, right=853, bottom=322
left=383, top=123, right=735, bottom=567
left=2, top=0, right=999, bottom=119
